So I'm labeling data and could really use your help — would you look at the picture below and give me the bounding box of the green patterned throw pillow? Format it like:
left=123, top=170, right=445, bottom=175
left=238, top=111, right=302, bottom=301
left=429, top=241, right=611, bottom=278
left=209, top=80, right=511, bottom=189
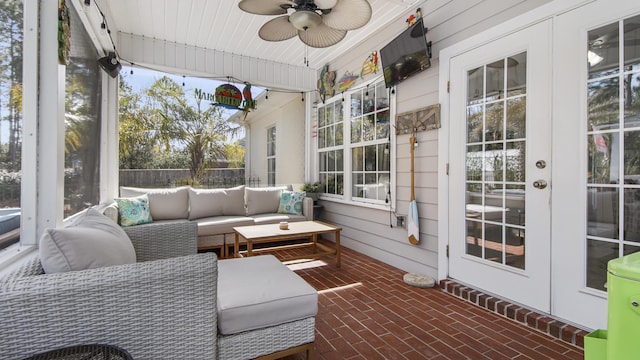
left=277, top=191, right=305, bottom=215
left=115, top=194, right=153, bottom=227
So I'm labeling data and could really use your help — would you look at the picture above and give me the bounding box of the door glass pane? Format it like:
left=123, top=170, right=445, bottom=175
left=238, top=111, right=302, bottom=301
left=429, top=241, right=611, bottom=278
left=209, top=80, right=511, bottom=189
left=507, top=52, right=527, bottom=97
left=466, top=145, right=483, bottom=181
left=486, top=60, right=504, bottom=100
left=465, top=52, right=527, bottom=270
left=485, top=102, right=504, bottom=142
left=506, top=97, right=526, bottom=139
left=467, top=67, right=484, bottom=104
left=587, top=240, right=617, bottom=291
left=624, top=188, right=640, bottom=243
left=507, top=141, right=526, bottom=182
left=624, top=15, right=640, bottom=69
left=467, top=106, right=483, bottom=143
left=588, top=77, right=619, bottom=129
left=588, top=132, right=618, bottom=184
left=586, top=16, right=640, bottom=291
left=587, top=187, right=619, bottom=239
left=588, top=22, right=619, bottom=79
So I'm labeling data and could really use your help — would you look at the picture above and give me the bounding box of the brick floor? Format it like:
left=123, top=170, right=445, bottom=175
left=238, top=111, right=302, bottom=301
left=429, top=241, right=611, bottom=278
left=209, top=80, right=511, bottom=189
left=263, top=244, right=585, bottom=360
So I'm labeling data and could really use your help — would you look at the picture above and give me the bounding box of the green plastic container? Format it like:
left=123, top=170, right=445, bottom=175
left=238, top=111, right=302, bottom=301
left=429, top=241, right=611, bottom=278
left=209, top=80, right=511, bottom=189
left=584, top=329, right=607, bottom=360
left=606, top=252, right=640, bottom=360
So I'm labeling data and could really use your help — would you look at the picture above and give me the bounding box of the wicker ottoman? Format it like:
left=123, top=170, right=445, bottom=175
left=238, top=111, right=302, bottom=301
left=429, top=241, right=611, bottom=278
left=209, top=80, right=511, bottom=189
left=217, top=255, right=317, bottom=360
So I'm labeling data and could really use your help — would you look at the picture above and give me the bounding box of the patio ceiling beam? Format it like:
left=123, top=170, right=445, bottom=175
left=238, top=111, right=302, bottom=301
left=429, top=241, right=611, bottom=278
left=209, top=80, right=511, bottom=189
left=117, top=33, right=318, bottom=92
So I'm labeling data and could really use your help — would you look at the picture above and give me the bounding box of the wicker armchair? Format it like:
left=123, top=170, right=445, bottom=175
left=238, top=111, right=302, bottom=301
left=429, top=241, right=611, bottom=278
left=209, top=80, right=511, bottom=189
left=0, top=221, right=219, bottom=360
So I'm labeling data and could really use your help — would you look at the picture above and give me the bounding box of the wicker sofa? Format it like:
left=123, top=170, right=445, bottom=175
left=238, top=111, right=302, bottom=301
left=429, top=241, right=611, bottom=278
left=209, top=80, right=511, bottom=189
left=106, top=185, right=314, bottom=257
left=0, top=220, right=317, bottom=359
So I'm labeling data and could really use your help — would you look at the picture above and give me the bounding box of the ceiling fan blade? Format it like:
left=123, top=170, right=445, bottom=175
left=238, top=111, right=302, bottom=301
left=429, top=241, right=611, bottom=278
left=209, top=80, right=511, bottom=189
left=322, top=0, right=372, bottom=31
left=259, top=16, right=299, bottom=42
left=238, top=0, right=293, bottom=15
left=298, top=23, right=347, bottom=48
left=314, top=0, right=338, bottom=9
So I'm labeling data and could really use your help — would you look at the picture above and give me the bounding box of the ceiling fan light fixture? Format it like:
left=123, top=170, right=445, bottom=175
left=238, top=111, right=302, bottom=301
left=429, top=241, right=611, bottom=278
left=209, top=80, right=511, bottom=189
left=289, top=10, right=322, bottom=31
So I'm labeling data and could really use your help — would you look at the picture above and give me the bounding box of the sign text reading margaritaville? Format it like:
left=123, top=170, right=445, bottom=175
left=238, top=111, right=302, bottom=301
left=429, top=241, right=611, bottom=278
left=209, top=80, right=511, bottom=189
left=194, top=88, right=215, bottom=102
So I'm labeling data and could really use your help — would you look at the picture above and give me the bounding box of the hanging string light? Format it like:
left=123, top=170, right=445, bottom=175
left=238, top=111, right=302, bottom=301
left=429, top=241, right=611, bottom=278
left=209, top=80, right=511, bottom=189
left=182, top=75, right=186, bottom=87
left=265, top=89, right=269, bottom=100
left=301, top=92, right=305, bottom=102
left=130, top=63, right=134, bottom=75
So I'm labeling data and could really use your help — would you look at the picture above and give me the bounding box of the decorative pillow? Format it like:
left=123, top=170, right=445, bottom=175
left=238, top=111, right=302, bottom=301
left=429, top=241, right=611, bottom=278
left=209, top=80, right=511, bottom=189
left=246, top=186, right=288, bottom=215
left=39, top=209, right=136, bottom=274
left=115, top=194, right=153, bottom=227
left=119, top=186, right=189, bottom=220
left=277, top=191, right=306, bottom=215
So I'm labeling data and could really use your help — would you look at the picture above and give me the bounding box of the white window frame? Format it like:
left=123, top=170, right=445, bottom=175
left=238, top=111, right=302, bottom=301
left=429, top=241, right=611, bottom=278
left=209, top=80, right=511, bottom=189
left=316, top=76, right=396, bottom=209
left=267, top=125, right=276, bottom=186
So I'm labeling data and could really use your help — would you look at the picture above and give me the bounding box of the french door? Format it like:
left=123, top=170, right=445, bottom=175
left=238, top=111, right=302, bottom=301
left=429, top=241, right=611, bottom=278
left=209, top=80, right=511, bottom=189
left=447, top=0, right=640, bottom=329
left=553, top=0, right=640, bottom=330
left=448, top=20, right=552, bottom=313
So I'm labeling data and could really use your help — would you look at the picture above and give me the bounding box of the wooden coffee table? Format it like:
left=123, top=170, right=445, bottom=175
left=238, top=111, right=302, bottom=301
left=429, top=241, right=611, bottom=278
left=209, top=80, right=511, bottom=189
left=233, top=220, right=342, bottom=267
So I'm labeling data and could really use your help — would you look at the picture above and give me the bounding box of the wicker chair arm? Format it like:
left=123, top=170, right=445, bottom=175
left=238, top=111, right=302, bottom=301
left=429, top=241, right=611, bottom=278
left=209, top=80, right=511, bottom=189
left=0, top=253, right=217, bottom=360
left=123, top=220, right=197, bottom=261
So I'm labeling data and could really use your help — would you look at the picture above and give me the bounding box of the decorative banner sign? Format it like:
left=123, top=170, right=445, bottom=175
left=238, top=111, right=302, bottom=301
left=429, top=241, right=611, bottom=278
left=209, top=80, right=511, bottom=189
left=215, top=84, right=243, bottom=109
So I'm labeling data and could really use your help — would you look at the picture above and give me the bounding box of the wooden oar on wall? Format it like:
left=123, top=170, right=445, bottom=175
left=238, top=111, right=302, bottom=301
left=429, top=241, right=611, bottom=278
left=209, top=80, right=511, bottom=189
left=408, top=132, right=420, bottom=245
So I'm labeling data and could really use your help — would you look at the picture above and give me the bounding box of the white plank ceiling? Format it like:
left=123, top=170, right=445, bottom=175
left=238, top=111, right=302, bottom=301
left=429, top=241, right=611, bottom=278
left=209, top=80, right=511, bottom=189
left=98, top=0, right=424, bottom=72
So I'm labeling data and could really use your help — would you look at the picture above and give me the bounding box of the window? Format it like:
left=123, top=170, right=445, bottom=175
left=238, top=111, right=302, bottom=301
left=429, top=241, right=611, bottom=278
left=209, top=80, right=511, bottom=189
left=318, top=98, right=344, bottom=195
left=0, top=0, right=23, bottom=250
left=64, top=3, right=102, bottom=218
left=318, top=78, right=391, bottom=204
left=267, top=126, right=276, bottom=186
left=350, top=81, right=391, bottom=202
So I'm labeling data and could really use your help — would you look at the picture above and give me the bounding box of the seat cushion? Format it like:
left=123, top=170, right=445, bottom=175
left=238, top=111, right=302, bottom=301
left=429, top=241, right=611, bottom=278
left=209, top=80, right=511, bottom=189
left=194, top=216, right=255, bottom=236
left=217, top=255, right=318, bottom=335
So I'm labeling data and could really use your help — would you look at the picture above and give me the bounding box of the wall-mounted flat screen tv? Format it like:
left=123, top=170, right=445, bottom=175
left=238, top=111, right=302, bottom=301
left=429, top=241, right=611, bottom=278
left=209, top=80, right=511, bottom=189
left=380, top=19, right=431, bottom=88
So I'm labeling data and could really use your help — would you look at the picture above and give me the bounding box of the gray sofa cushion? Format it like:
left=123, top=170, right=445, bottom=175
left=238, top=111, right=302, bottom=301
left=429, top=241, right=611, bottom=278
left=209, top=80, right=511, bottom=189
left=120, top=186, right=189, bottom=220
left=39, top=209, right=136, bottom=273
left=217, top=255, right=318, bottom=335
left=188, top=186, right=246, bottom=220
left=194, top=216, right=255, bottom=236
left=245, top=186, right=287, bottom=216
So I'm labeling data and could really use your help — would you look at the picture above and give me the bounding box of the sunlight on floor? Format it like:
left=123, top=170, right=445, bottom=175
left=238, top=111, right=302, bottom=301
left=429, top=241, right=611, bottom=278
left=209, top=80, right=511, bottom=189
left=284, top=259, right=328, bottom=270
left=317, top=282, right=363, bottom=294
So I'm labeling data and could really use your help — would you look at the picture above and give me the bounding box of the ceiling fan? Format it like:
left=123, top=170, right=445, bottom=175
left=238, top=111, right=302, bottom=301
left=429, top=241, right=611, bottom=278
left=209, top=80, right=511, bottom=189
left=238, top=0, right=372, bottom=48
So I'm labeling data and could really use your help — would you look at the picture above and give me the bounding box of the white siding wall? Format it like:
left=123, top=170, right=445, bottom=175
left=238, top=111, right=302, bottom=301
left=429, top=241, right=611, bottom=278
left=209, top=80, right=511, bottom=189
left=319, top=0, right=551, bottom=278
left=246, top=92, right=306, bottom=187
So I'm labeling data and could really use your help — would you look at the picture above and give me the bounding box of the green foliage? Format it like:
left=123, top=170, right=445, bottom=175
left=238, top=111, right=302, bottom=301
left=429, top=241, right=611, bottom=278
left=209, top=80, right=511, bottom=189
left=225, top=142, right=245, bottom=168
left=152, top=151, right=190, bottom=169
left=301, top=182, right=322, bottom=193
left=119, top=76, right=240, bottom=182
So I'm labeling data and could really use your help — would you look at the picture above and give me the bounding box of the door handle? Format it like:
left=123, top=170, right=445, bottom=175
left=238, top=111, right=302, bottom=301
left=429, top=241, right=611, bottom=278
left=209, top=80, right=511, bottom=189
left=533, top=180, right=548, bottom=189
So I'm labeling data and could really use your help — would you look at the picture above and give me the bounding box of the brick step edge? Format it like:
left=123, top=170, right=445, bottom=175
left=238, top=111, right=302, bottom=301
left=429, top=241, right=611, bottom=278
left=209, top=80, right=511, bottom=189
left=439, top=279, right=589, bottom=348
